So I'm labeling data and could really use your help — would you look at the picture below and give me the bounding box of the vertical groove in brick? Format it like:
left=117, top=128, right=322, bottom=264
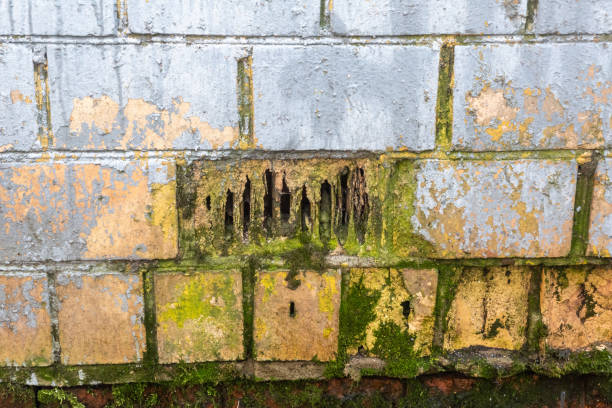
left=525, top=267, right=544, bottom=354
left=143, top=270, right=159, bottom=367
left=242, top=258, right=257, bottom=360
left=320, top=0, right=332, bottom=32
left=434, top=42, right=455, bottom=152
left=46, top=271, right=61, bottom=365
left=116, top=0, right=129, bottom=33
left=431, top=266, right=460, bottom=350
left=524, top=0, right=539, bottom=32
left=237, top=52, right=255, bottom=149
left=570, top=153, right=599, bottom=257
left=33, top=47, right=53, bottom=151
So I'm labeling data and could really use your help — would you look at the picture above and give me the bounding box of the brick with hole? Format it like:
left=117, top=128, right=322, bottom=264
left=56, top=272, right=145, bottom=365
left=155, top=271, right=244, bottom=363
left=444, top=267, right=530, bottom=351
left=254, top=269, right=341, bottom=361
left=541, top=267, right=612, bottom=351
left=0, top=273, right=53, bottom=366
left=344, top=268, right=438, bottom=359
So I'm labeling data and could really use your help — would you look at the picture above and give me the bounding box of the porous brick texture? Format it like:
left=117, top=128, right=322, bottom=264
left=0, top=0, right=611, bottom=399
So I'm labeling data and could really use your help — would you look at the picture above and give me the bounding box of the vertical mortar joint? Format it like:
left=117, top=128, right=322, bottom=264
left=434, top=41, right=455, bottom=152
left=237, top=51, right=255, bottom=149
left=32, top=46, right=53, bottom=151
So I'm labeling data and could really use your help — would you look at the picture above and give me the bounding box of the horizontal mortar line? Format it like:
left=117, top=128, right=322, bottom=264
left=0, top=148, right=607, bottom=163
left=2, top=256, right=612, bottom=272
left=0, top=33, right=611, bottom=46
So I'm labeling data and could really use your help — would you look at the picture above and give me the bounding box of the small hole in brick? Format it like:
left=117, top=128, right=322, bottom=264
left=280, top=174, right=291, bottom=232
left=289, top=301, right=296, bottom=318
left=334, top=167, right=350, bottom=243
left=352, top=167, right=369, bottom=244
left=224, top=189, right=234, bottom=239
left=401, top=300, right=411, bottom=319
left=320, top=180, right=332, bottom=244
left=263, top=169, right=274, bottom=236
left=205, top=195, right=211, bottom=211
left=300, top=185, right=311, bottom=232
left=242, top=177, right=251, bottom=240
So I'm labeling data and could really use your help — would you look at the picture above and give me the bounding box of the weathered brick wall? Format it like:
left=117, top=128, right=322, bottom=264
left=1, top=0, right=612, bottom=394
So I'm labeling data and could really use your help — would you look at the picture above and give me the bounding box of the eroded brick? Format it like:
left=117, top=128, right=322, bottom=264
left=128, top=0, right=319, bottom=36
left=444, top=267, right=530, bottom=351
left=410, top=160, right=576, bottom=258
left=346, top=268, right=437, bottom=357
left=453, top=43, right=612, bottom=150
left=588, top=159, right=612, bottom=257
left=535, top=0, right=612, bottom=34
left=0, top=274, right=52, bottom=366
left=0, top=159, right=177, bottom=261
left=155, top=271, right=244, bottom=363
left=0, top=0, right=116, bottom=35
left=253, top=45, right=439, bottom=151
left=254, top=270, right=341, bottom=361
left=48, top=45, right=242, bottom=150
left=0, top=45, right=38, bottom=151
left=331, top=0, right=528, bottom=35
left=56, top=272, right=145, bottom=365
left=541, top=267, right=612, bottom=350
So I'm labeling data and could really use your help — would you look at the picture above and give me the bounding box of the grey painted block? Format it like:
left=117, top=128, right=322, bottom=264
left=453, top=43, right=612, bottom=151
left=0, top=159, right=177, bottom=262
left=48, top=44, right=243, bottom=150
left=127, top=0, right=319, bottom=36
left=253, top=45, right=439, bottom=151
left=0, top=45, right=38, bottom=152
left=588, top=158, right=612, bottom=257
left=411, top=160, right=577, bottom=258
left=535, top=0, right=612, bottom=34
left=0, top=0, right=116, bottom=36
left=330, top=0, right=528, bottom=35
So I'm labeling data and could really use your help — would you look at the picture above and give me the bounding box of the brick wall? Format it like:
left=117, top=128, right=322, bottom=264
left=0, top=0, right=612, bottom=390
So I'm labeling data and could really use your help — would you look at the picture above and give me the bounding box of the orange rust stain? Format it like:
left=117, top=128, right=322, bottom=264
left=10, top=89, right=32, bottom=104
left=466, top=85, right=518, bottom=127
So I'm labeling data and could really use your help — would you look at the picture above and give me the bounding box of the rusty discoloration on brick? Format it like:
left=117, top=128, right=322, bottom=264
left=0, top=274, right=53, bottom=366
left=541, top=267, right=612, bottom=351
left=0, top=160, right=178, bottom=261
left=348, top=268, right=437, bottom=356
left=411, top=160, right=577, bottom=258
left=69, top=96, right=238, bottom=150
left=588, top=159, right=612, bottom=257
left=56, top=272, right=145, bottom=365
left=254, top=270, right=341, bottom=361
left=155, top=271, right=244, bottom=363
left=444, top=267, right=530, bottom=351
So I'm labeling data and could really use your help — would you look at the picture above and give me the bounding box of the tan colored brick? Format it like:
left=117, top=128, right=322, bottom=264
left=0, top=274, right=52, bottom=366
left=444, top=267, right=530, bottom=351
left=155, top=271, right=244, bottom=363
left=541, top=267, right=612, bottom=350
left=347, top=268, right=437, bottom=356
left=254, top=270, right=341, bottom=361
left=0, top=159, right=178, bottom=261
left=56, top=273, right=145, bottom=365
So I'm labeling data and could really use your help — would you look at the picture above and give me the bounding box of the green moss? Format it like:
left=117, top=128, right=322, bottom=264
left=569, top=158, right=598, bottom=257
left=38, top=388, right=85, bottom=408
left=484, top=319, right=504, bottom=339
left=371, top=321, right=421, bottom=378
left=435, top=44, right=455, bottom=150
left=432, top=265, right=461, bottom=350
left=108, top=383, right=158, bottom=408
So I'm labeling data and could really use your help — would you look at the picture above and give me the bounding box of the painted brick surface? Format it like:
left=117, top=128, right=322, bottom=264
left=253, top=46, right=439, bottom=151
left=410, top=160, right=577, bottom=258
left=0, top=45, right=38, bottom=152
left=127, top=0, right=320, bottom=36
left=155, top=271, right=244, bottom=363
left=453, top=43, right=612, bottom=151
left=254, top=270, right=341, bottom=361
left=588, top=159, right=612, bottom=257
left=0, top=159, right=177, bottom=261
left=0, top=274, right=52, bottom=367
left=534, top=0, right=612, bottom=34
left=331, top=0, right=528, bottom=35
left=48, top=45, right=241, bottom=151
left=541, top=267, right=612, bottom=351
left=346, top=268, right=437, bottom=357
left=56, top=272, right=145, bottom=365
left=0, top=0, right=116, bottom=36
left=444, top=267, right=530, bottom=351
